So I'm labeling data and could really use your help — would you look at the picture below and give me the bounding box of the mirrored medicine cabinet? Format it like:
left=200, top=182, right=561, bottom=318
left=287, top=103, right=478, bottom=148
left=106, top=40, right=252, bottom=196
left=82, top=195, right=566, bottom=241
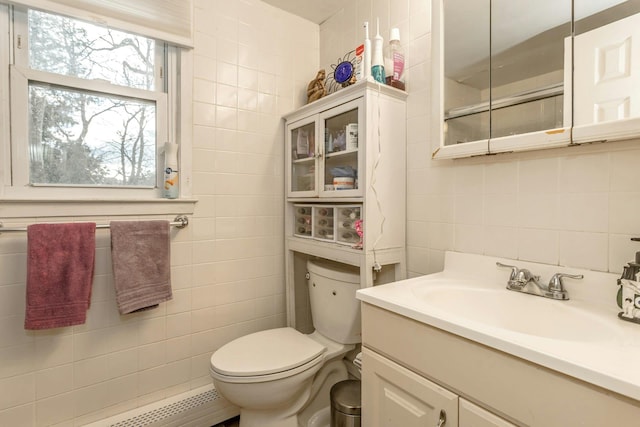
left=432, top=0, right=640, bottom=159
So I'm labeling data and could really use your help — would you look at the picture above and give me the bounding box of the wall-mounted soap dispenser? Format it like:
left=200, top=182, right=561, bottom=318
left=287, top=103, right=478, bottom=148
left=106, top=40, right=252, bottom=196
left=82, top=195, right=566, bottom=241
left=617, top=238, right=640, bottom=323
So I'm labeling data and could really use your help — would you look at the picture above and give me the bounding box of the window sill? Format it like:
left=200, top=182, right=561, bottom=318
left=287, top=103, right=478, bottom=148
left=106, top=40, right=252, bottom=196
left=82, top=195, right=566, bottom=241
left=0, top=198, right=198, bottom=218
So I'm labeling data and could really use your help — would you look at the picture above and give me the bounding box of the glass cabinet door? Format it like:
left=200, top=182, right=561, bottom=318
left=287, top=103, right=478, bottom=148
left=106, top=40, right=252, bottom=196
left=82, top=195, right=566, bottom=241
left=288, top=119, right=317, bottom=196
left=319, top=99, right=362, bottom=197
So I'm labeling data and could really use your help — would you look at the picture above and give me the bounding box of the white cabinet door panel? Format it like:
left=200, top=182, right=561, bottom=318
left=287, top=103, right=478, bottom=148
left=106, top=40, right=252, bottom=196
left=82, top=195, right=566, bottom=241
left=362, top=348, right=458, bottom=427
left=574, top=13, right=640, bottom=125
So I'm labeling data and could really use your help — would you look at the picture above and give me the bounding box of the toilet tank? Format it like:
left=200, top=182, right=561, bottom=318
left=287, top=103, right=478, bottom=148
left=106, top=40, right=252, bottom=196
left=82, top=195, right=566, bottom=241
left=307, top=259, right=361, bottom=344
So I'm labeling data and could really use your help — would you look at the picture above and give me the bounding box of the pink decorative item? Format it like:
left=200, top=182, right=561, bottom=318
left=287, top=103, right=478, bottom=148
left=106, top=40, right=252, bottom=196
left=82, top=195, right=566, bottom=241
left=354, top=219, right=363, bottom=248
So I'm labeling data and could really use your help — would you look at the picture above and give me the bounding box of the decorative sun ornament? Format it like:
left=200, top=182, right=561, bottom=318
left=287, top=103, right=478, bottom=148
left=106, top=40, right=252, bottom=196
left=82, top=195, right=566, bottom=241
left=326, top=50, right=357, bottom=93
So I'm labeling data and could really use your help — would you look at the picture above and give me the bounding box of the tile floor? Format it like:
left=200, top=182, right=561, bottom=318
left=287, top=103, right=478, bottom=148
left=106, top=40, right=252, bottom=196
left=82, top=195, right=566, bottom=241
left=212, top=416, right=240, bottom=427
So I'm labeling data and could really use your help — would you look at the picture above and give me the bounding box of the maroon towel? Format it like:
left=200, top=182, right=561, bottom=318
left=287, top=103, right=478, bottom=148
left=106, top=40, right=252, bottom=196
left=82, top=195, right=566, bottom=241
left=25, top=222, right=96, bottom=330
left=110, top=220, right=172, bottom=314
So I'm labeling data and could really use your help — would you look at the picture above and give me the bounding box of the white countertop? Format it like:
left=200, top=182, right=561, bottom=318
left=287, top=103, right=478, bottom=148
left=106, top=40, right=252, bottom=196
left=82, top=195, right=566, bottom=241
left=356, top=251, right=640, bottom=401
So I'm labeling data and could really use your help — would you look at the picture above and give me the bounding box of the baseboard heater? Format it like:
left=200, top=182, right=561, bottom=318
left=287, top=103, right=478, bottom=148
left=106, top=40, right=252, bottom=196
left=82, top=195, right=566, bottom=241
left=83, top=385, right=239, bottom=427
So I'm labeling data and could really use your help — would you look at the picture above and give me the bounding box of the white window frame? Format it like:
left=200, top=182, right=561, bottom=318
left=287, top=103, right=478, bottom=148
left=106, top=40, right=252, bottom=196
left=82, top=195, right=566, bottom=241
left=0, top=4, right=194, bottom=209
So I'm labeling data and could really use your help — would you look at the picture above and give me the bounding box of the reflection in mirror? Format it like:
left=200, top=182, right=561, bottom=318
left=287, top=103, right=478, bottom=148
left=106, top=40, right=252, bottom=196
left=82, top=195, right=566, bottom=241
left=442, top=0, right=571, bottom=147
left=490, top=1, right=571, bottom=139
left=443, top=0, right=489, bottom=146
left=574, top=0, right=640, bottom=127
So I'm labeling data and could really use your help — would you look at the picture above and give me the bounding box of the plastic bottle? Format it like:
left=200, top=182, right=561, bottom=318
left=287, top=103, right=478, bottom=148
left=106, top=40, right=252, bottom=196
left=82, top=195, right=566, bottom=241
left=163, top=142, right=179, bottom=199
left=354, top=22, right=370, bottom=82
left=371, top=18, right=386, bottom=84
left=363, top=21, right=371, bottom=80
left=384, top=28, right=405, bottom=90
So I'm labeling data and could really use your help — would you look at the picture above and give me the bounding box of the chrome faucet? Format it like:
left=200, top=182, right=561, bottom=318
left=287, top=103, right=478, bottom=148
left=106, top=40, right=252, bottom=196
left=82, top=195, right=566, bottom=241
left=496, top=262, right=583, bottom=300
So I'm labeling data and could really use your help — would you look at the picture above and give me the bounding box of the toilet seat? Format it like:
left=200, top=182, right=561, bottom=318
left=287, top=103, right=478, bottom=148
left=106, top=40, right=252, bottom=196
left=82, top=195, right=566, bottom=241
left=210, top=327, right=326, bottom=383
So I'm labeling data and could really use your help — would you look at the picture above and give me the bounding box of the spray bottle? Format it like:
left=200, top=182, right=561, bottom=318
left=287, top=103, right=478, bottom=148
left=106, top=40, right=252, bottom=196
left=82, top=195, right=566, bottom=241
left=163, top=142, right=179, bottom=199
left=371, top=18, right=385, bottom=84
left=384, top=27, right=405, bottom=90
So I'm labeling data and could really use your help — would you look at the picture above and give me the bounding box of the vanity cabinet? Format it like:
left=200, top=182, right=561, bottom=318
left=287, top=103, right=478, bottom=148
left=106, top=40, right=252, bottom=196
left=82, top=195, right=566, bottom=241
left=283, top=80, right=407, bottom=328
left=361, top=303, right=640, bottom=426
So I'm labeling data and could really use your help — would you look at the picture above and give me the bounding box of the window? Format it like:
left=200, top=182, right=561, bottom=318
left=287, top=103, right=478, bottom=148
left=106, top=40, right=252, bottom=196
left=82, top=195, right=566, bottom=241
left=3, top=5, right=180, bottom=198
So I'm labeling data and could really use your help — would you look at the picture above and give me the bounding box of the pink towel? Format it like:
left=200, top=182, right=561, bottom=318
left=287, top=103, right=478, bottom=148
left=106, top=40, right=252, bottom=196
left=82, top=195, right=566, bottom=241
left=25, top=222, right=96, bottom=330
left=110, top=220, right=172, bottom=314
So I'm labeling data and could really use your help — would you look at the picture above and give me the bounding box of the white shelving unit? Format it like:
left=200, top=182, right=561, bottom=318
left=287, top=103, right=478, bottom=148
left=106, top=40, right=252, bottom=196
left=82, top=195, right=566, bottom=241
left=283, top=80, right=407, bottom=329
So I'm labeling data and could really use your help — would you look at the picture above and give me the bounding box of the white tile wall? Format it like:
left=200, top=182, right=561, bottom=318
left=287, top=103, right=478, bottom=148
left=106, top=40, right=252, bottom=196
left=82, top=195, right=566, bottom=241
left=0, top=1, right=317, bottom=425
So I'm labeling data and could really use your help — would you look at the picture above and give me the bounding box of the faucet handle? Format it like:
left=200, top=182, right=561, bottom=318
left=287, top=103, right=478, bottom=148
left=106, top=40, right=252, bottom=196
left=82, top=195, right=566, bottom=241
left=497, top=262, right=540, bottom=286
left=496, top=262, right=518, bottom=280
left=515, top=269, right=539, bottom=284
left=548, top=273, right=584, bottom=292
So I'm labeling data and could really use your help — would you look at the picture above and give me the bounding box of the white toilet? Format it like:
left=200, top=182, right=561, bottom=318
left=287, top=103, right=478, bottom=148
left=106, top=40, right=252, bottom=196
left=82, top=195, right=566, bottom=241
left=209, top=259, right=361, bottom=427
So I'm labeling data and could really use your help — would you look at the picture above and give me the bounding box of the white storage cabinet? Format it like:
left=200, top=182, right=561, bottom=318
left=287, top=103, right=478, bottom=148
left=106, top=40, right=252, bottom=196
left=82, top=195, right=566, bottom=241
left=284, top=80, right=407, bottom=327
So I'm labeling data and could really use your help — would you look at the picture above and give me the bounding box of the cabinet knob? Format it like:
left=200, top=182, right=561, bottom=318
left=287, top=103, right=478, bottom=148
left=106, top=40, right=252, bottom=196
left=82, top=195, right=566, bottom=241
left=436, top=409, right=446, bottom=427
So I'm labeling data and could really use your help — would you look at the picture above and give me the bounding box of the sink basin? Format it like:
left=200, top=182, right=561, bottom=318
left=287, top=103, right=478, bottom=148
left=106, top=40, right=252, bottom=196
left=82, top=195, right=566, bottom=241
left=411, top=284, right=617, bottom=342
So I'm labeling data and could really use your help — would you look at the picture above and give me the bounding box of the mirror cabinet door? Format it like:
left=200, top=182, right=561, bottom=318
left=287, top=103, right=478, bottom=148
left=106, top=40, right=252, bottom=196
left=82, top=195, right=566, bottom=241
left=435, top=0, right=572, bottom=159
left=489, top=0, right=571, bottom=153
left=573, top=0, right=640, bottom=143
left=442, top=0, right=490, bottom=154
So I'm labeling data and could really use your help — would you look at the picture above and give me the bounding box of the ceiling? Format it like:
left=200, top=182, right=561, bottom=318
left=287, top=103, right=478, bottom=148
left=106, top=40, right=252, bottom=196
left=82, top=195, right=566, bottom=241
left=262, top=0, right=344, bottom=24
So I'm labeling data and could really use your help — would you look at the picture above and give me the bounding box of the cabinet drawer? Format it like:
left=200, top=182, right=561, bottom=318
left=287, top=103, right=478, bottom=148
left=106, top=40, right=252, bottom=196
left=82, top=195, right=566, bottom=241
left=293, top=203, right=362, bottom=246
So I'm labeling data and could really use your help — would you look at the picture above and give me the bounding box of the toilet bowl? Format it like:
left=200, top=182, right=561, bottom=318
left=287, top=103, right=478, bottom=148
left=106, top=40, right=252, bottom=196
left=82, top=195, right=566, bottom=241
left=210, top=259, right=361, bottom=427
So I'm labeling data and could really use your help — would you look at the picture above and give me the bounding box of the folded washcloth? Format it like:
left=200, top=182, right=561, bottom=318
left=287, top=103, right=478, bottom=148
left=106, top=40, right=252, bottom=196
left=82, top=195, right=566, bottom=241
left=25, top=222, right=96, bottom=330
left=110, top=220, right=172, bottom=314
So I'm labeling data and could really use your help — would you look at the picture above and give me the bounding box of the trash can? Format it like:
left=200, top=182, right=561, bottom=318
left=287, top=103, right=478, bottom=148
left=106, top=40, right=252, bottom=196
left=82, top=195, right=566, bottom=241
left=330, top=379, right=361, bottom=427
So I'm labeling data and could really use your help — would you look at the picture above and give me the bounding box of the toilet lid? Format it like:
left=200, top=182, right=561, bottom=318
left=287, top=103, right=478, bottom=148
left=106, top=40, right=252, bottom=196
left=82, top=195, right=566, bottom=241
left=210, top=327, right=326, bottom=377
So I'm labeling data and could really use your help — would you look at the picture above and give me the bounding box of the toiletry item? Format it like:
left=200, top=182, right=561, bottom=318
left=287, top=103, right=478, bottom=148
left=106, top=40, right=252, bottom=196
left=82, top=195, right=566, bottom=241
left=371, top=18, right=385, bottom=84
left=163, top=142, right=179, bottom=199
left=616, top=237, right=640, bottom=323
left=318, top=218, right=333, bottom=227
left=363, top=22, right=371, bottom=80
left=384, top=27, right=406, bottom=90
left=341, top=231, right=358, bottom=242
left=332, top=130, right=346, bottom=151
left=317, top=229, right=330, bottom=238
left=296, top=129, right=310, bottom=158
left=355, top=44, right=365, bottom=81
left=346, top=123, right=358, bottom=150
left=333, top=176, right=355, bottom=190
